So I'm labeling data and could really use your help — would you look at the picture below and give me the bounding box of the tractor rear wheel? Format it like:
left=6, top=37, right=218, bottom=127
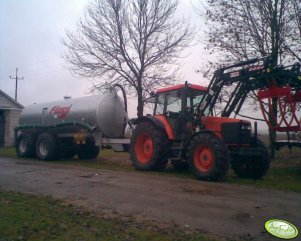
left=187, top=133, right=229, bottom=181
left=231, top=139, right=270, bottom=179
left=130, top=122, right=169, bottom=171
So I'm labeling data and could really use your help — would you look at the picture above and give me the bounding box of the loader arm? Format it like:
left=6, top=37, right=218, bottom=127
left=198, top=56, right=301, bottom=122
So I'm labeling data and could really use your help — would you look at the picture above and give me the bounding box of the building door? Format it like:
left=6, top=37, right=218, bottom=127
left=0, top=111, right=5, bottom=147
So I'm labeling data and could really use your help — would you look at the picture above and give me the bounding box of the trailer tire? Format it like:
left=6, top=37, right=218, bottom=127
left=16, top=133, right=36, bottom=158
left=231, top=139, right=270, bottom=179
left=61, top=148, right=76, bottom=159
left=36, top=132, right=60, bottom=161
left=77, top=138, right=100, bottom=159
left=187, top=133, right=229, bottom=181
left=77, top=145, right=100, bottom=159
left=130, top=122, right=169, bottom=171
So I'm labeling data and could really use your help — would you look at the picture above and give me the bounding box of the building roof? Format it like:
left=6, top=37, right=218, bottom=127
left=0, top=89, right=24, bottom=110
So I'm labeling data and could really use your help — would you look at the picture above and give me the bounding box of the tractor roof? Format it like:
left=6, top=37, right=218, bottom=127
left=157, top=83, right=207, bottom=93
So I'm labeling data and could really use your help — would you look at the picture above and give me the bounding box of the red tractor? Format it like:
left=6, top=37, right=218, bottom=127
left=129, top=56, right=301, bottom=181
left=129, top=82, right=269, bottom=181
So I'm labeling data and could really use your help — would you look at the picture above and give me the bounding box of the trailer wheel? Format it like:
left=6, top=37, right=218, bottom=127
left=130, top=122, right=169, bottom=171
left=77, top=138, right=100, bottom=159
left=16, top=133, right=36, bottom=158
left=231, top=139, right=270, bottom=179
left=187, top=133, right=229, bottom=181
left=36, top=132, right=60, bottom=161
left=61, top=148, right=76, bottom=159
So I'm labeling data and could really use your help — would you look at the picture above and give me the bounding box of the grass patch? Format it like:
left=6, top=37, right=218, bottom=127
left=59, top=149, right=134, bottom=172
left=226, top=167, right=301, bottom=192
left=1, top=146, right=301, bottom=192
left=0, top=189, right=214, bottom=241
left=0, top=147, right=16, bottom=158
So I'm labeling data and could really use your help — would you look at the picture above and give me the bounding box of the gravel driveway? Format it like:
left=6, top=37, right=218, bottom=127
left=0, top=157, right=300, bottom=241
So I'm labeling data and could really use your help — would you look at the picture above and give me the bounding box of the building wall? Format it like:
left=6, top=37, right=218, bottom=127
left=4, top=110, right=21, bottom=147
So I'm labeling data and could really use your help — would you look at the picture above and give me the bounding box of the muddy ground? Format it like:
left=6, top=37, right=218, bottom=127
left=0, top=157, right=300, bottom=241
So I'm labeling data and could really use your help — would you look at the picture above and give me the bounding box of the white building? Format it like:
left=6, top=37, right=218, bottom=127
left=0, top=89, right=24, bottom=147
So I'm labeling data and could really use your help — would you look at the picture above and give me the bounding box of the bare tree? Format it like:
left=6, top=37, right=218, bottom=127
left=198, top=0, right=301, bottom=158
left=200, top=0, right=301, bottom=65
left=62, top=0, right=192, bottom=117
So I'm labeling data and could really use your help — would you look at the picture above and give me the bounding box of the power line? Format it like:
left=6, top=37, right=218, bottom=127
left=9, top=68, right=24, bottom=101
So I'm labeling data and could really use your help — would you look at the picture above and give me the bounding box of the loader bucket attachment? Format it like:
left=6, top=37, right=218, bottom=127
left=258, top=86, right=301, bottom=132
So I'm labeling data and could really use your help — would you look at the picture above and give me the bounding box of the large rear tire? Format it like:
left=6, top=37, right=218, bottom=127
left=130, top=122, right=169, bottom=171
left=231, top=139, right=270, bottom=179
left=36, top=132, right=60, bottom=161
left=187, top=133, right=229, bottom=181
left=16, top=133, right=36, bottom=158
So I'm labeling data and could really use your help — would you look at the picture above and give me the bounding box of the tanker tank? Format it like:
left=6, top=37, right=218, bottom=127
left=19, top=91, right=126, bottom=138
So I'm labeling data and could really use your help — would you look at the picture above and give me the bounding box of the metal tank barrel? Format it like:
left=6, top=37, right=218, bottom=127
left=19, top=91, right=126, bottom=138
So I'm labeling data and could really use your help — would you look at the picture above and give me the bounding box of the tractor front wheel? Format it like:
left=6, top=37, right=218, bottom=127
left=187, top=133, right=229, bottom=181
left=130, top=122, right=169, bottom=171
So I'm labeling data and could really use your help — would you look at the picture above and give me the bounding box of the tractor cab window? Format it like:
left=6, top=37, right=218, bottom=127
left=155, top=90, right=182, bottom=115
left=192, top=91, right=204, bottom=109
left=155, top=93, right=165, bottom=115
left=143, top=96, right=156, bottom=115
left=187, top=89, right=205, bottom=113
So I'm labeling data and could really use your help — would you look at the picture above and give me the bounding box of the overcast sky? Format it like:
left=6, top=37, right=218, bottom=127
left=0, top=0, right=204, bottom=117
left=0, top=0, right=271, bottom=132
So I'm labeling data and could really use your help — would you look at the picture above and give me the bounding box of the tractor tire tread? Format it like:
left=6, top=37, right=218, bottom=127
left=130, top=122, right=169, bottom=171
left=187, top=133, right=229, bottom=181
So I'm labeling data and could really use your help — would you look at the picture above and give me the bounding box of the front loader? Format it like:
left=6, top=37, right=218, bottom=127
left=130, top=56, right=301, bottom=181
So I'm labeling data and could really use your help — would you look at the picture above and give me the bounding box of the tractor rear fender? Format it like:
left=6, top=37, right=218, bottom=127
left=132, top=116, right=175, bottom=140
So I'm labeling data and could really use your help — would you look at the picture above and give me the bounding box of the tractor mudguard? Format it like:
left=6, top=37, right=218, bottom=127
left=132, top=116, right=165, bottom=130
left=132, top=116, right=175, bottom=140
left=185, top=130, right=218, bottom=147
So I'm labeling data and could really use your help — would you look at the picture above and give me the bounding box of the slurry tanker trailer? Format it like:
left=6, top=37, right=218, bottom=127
left=15, top=85, right=131, bottom=160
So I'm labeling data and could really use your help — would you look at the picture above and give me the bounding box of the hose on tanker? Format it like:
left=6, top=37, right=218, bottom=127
left=112, top=84, right=134, bottom=134
left=113, top=84, right=127, bottom=113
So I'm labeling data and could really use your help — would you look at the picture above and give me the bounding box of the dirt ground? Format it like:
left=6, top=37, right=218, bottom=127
left=0, top=157, right=300, bottom=241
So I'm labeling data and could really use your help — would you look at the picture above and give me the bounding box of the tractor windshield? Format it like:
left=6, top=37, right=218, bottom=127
left=155, top=90, right=182, bottom=115
left=194, top=92, right=212, bottom=115
left=190, top=90, right=204, bottom=111
left=155, top=88, right=206, bottom=115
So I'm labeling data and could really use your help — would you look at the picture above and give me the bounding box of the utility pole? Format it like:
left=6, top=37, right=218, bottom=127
left=10, top=68, right=24, bottom=102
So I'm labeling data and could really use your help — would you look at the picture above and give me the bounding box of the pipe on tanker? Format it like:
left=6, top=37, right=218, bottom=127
left=113, top=84, right=134, bottom=131
left=113, top=84, right=127, bottom=113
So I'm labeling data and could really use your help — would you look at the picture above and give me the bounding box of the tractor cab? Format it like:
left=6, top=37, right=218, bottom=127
left=146, top=83, right=207, bottom=139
